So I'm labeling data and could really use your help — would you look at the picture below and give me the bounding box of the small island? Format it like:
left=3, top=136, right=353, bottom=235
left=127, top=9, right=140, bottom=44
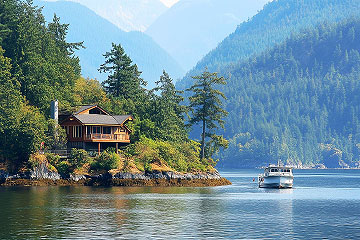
left=0, top=1, right=230, bottom=187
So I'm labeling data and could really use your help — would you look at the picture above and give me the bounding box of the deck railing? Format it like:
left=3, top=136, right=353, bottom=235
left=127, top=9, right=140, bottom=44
left=45, top=149, right=69, bottom=158
left=85, top=134, right=129, bottom=141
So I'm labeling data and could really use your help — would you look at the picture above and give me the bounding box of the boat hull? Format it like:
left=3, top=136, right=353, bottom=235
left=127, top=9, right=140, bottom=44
left=259, top=176, right=293, bottom=188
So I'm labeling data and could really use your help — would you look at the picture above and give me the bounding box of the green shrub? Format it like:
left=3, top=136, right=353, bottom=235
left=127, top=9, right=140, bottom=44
left=91, top=150, right=121, bottom=171
left=125, top=137, right=209, bottom=172
left=45, top=153, right=61, bottom=166
left=56, top=161, right=70, bottom=175
left=68, top=149, right=90, bottom=168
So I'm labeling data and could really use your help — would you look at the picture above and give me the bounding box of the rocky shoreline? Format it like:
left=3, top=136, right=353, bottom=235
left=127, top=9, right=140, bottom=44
left=0, top=167, right=231, bottom=187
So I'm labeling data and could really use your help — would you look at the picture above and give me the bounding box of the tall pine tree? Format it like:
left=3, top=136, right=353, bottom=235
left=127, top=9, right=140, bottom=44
left=186, top=70, right=228, bottom=160
left=152, top=70, right=187, bottom=142
left=99, top=43, right=147, bottom=101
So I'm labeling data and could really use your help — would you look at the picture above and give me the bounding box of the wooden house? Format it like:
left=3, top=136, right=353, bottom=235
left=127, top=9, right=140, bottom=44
left=59, top=105, right=133, bottom=153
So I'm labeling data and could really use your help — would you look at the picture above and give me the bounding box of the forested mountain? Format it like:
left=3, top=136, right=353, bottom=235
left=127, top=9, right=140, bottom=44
left=146, top=0, right=270, bottom=71
left=43, top=0, right=168, bottom=32
left=177, top=0, right=360, bottom=90
left=217, top=19, right=360, bottom=168
left=35, top=0, right=184, bottom=88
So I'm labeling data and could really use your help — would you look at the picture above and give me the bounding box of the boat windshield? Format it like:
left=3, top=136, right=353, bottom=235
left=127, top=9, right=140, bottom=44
left=269, top=168, right=291, bottom=173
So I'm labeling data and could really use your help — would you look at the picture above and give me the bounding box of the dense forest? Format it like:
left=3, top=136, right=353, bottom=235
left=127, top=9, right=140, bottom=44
left=174, top=0, right=360, bottom=168
left=0, top=0, right=221, bottom=174
left=177, top=0, right=360, bottom=90
left=217, top=19, right=360, bottom=168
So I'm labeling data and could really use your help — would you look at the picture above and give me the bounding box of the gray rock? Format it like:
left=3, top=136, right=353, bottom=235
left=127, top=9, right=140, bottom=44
left=69, top=174, right=86, bottom=182
left=110, top=170, right=223, bottom=181
left=30, top=162, right=60, bottom=180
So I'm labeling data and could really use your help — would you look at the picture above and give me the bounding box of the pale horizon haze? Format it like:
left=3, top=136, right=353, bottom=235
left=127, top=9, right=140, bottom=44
left=160, top=0, right=179, bottom=7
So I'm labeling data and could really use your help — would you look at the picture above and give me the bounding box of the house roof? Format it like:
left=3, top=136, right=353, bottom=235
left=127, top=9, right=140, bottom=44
left=60, top=105, right=133, bottom=126
left=113, top=115, right=132, bottom=124
left=74, top=114, right=132, bottom=125
left=74, top=105, right=110, bottom=115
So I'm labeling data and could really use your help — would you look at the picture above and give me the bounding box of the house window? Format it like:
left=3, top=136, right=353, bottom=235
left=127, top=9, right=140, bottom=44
left=103, top=127, right=111, bottom=134
left=86, top=126, right=92, bottom=135
left=93, top=126, right=101, bottom=134
left=73, top=126, right=82, bottom=138
left=89, top=108, right=105, bottom=114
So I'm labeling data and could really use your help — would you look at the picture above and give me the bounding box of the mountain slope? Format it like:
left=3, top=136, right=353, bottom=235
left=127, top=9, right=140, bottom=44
left=35, top=0, right=184, bottom=88
left=218, top=19, right=360, bottom=168
left=177, top=0, right=360, bottom=90
left=146, top=0, right=270, bottom=71
left=45, top=0, right=168, bottom=32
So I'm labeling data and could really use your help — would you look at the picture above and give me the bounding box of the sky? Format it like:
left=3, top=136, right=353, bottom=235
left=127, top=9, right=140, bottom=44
left=160, top=0, right=179, bottom=7
left=44, top=0, right=180, bottom=8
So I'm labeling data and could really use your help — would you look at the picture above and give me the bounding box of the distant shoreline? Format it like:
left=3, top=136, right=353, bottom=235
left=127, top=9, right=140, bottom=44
left=218, top=167, right=360, bottom=170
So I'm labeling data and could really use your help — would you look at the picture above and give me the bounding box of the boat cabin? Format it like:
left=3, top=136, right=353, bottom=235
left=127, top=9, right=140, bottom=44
left=60, top=105, right=133, bottom=153
left=263, top=166, right=293, bottom=177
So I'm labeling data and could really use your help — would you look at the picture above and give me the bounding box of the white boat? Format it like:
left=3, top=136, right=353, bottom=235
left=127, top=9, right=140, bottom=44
left=258, top=164, right=293, bottom=188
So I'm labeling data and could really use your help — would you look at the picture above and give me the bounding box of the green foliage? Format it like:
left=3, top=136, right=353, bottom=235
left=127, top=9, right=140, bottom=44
left=150, top=70, right=188, bottom=142
left=186, top=70, right=229, bottom=160
left=0, top=47, right=47, bottom=169
left=68, top=149, right=90, bottom=168
left=45, top=120, right=67, bottom=150
left=127, top=137, right=210, bottom=172
left=0, top=1, right=82, bottom=114
left=0, top=1, right=82, bottom=170
left=99, top=43, right=147, bottom=101
left=73, top=77, right=109, bottom=106
left=45, top=153, right=61, bottom=167
left=56, top=161, right=70, bottom=175
left=91, top=150, right=121, bottom=171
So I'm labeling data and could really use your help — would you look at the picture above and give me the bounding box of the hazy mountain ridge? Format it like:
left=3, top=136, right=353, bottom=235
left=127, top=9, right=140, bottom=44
left=146, top=0, right=270, bottom=71
left=42, top=0, right=168, bottom=32
left=35, top=0, right=184, bottom=88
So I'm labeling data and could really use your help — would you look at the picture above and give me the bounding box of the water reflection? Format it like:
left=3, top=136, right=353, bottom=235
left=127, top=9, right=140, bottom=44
left=1, top=170, right=360, bottom=239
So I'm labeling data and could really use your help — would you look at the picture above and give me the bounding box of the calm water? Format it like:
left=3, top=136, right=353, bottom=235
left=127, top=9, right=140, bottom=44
left=1, top=169, right=360, bottom=239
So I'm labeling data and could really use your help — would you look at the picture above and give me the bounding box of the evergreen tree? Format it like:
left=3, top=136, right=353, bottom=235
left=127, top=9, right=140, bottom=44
left=48, top=14, right=83, bottom=57
left=0, top=0, right=81, bottom=113
left=0, top=47, right=46, bottom=169
left=99, top=43, right=147, bottom=101
left=186, top=70, right=228, bottom=160
left=152, top=70, right=187, bottom=142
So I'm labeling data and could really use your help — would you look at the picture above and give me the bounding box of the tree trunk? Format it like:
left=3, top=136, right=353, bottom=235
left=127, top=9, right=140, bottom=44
left=201, top=119, right=206, bottom=160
